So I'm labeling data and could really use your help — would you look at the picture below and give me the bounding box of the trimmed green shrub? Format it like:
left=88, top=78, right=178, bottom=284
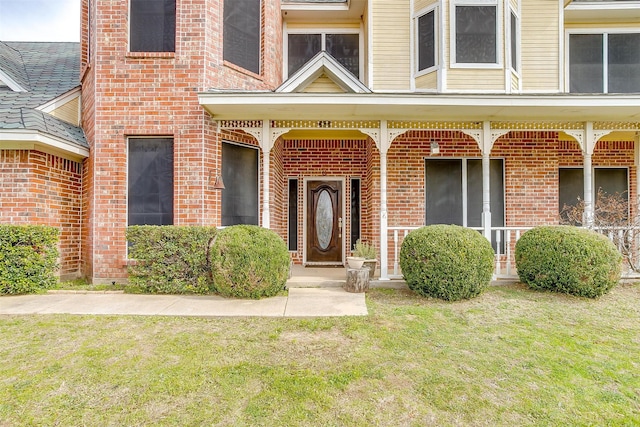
left=127, top=226, right=217, bottom=294
left=399, top=225, right=495, bottom=301
left=209, top=225, right=290, bottom=299
left=0, top=225, right=59, bottom=295
left=515, top=226, right=622, bottom=298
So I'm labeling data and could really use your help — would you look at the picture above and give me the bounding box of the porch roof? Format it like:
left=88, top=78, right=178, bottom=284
left=198, top=92, right=640, bottom=123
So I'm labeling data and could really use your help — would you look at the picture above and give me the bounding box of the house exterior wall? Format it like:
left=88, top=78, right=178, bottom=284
left=81, top=0, right=283, bottom=282
left=520, top=0, right=560, bottom=92
left=370, top=0, right=411, bottom=91
left=0, top=150, right=83, bottom=278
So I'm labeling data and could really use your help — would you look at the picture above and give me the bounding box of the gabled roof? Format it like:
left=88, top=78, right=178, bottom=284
left=0, top=42, right=88, bottom=159
left=276, top=51, right=371, bottom=94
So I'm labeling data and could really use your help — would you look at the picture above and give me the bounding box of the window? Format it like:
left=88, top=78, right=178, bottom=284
left=223, top=0, right=261, bottom=74
left=416, top=9, right=436, bottom=73
left=287, top=32, right=360, bottom=77
left=350, top=178, right=361, bottom=250
left=425, top=159, right=504, bottom=227
left=559, top=168, right=629, bottom=224
left=288, top=179, right=298, bottom=251
left=130, top=0, right=176, bottom=52
left=453, top=3, right=498, bottom=64
left=128, top=138, right=174, bottom=225
left=569, top=32, right=640, bottom=93
left=509, top=11, right=518, bottom=72
left=222, top=142, right=259, bottom=226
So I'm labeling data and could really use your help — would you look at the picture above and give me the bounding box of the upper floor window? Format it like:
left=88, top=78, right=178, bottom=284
left=416, top=8, right=437, bottom=73
left=569, top=32, right=640, bottom=93
left=509, top=10, right=519, bottom=72
left=130, top=0, right=176, bottom=52
left=223, top=0, right=261, bottom=75
left=287, top=31, right=360, bottom=78
left=452, top=2, right=498, bottom=65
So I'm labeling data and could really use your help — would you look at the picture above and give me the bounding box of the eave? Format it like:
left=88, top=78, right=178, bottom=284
left=0, top=129, right=89, bottom=162
left=198, top=92, right=640, bottom=123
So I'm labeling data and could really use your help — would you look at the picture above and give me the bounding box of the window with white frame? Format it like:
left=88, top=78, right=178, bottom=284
left=509, top=10, right=518, bottom=72
left=286, top=31, right=360, bottom=77
left=416, top=8, right=437, bottom=73
left=569, top=32, right=640, bottom=93
left=452, top=1, right=498, bottom=65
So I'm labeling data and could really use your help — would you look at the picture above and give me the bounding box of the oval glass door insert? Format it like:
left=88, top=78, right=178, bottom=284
left=315, top=190, right=333, bottom=250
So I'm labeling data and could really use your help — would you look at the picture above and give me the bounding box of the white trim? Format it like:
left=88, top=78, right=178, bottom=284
left=558, top=0, right=564, bottom=92
left=566, top=28, right=640, bottom=94
left=414, top=5, right=439, bottom=79
left=276, top=51, right=371, bottom=93
left=0, top=129, right=89, bottom=160
left=37, top=87, right=81, bottom=113
left=199, top=91, right=640, bottom=121
left=367, top=0, right=374, bottom=88
left=450, top=0, right=503, bottom=68
left=302, top=177, right=346, bottom=265
left=0, top=69, right=27, bottom=92
left=283, top=26, right=363, bottom=81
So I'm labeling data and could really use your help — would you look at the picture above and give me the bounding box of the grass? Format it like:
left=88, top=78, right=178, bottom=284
left=0, top=282, right=639, bottom=426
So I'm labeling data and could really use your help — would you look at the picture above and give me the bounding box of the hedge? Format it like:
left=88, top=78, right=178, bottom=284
left=209, top=225, right=290, bottom=299
left=399, top=225, right=495, bottom=301
left=127, top=226, right=217, bottom=294
left=515, top=226, right=621, bottom=298
left=0, top=225, right=59, bottom=295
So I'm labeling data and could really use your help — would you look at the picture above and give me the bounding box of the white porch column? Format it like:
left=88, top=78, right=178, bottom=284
left=379, top=120, right=390, bottom=280
left=260, top=121, right=272, bottom=229
left=481, top=122, right=492, bottom=241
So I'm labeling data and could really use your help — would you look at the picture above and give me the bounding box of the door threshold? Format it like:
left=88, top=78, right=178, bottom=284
left=304, top=262, right=345, bottom=267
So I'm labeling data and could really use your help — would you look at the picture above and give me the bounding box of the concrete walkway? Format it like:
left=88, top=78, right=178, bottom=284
left=0, top=288, right=368, bottom=317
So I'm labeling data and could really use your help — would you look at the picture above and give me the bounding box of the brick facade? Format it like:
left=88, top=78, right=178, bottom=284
left=0, top=150, right=83, bottom=278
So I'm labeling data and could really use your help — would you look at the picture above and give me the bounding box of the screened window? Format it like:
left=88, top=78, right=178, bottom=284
left=454, top=5, right=497, bottom=64
left=222, top=142, right=259, bottom=226
left=417, top=10, right=436, bottom=72
left=510, top=11, right=518, bottom=72
left=559, top=167, right=629, bottom=224
left=425, top=159, right=504, bottom=227
left=130, top=0, right=176, bottom=52
left=128, top=138, right=174, bottom=225
left=287, top=32, right=360, bottom=77
left=223, top=0, right=261, bottom=74
left=570, top=33, right=640, bottom=93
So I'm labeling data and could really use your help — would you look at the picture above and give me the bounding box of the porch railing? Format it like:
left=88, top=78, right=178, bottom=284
left=388, top=226, right=531, bottom=279
left=388, top=225, right=640, bottom=280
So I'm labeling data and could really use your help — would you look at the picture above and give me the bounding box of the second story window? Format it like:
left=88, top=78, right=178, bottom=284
left=416, top=9, right=437, bottom=73
left=453, top=2, right=498, bottom=65
left=223, top=0, right=261, bottom=75
left=130, top=0, right=176, bottom=52
left=570, top=32, right=640, bottom=93
left=287, top=32, right=360, bottom=78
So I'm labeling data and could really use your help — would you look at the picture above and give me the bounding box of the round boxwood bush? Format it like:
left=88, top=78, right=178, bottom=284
left=515, top=226, right=621, bottom=298
left=209, top=225, right=290, bottom=299
left=399, top=225, right=495, bottom=301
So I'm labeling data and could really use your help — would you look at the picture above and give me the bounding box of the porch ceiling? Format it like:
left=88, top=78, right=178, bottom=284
left=198, top=92, right=640, bottom=123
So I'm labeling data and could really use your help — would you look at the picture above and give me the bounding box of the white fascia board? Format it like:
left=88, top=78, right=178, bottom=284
left=0, top=129, right=89, bottom=160
left=0, top=69, right=27, bottom=92
left=37, top=87, right=81, bottom=113
left=198, top=92, right=640, bottom=122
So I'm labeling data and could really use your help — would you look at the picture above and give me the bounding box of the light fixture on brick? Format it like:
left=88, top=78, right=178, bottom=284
left=430, top=140, right=440, bottom=155
left=210, top=169, right=225, bottom=190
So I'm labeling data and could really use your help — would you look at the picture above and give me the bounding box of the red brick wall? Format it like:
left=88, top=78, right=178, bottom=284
left=0, top=150, right=83, bottom=278
left=81, top=0, right=283, bottom=282
left=281, top=139, right=369, bottom=263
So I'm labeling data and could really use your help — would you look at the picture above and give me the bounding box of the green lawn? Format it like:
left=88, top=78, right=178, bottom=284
left=1, top=282, right=639, bottom=426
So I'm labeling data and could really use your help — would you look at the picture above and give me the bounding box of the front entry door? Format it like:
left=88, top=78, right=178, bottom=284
left=307, top=180, right=342, bottom=263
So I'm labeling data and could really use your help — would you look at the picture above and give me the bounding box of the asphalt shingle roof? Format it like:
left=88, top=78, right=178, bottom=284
left=0, top=41, right=87, bottom=149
